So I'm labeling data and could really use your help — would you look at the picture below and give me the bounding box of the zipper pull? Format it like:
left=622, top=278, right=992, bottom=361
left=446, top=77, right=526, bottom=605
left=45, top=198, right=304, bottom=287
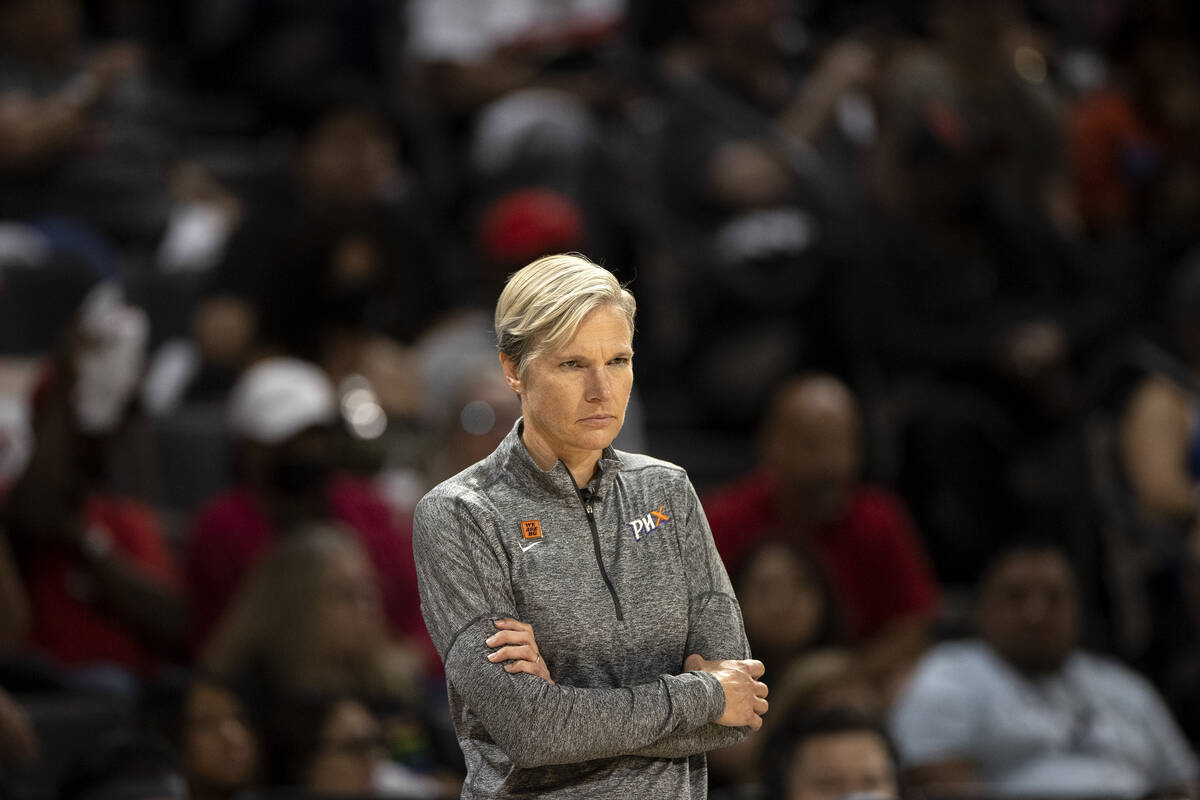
left=579, top=488, right=594, bottom=515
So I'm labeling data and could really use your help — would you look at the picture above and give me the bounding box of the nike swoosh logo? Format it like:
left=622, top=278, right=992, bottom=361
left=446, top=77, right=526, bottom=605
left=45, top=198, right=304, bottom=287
left=519, top=541, right=542, bottom=553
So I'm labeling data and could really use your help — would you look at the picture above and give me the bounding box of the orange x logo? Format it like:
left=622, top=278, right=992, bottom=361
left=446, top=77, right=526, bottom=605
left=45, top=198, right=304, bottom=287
left=651, top=506, right=670, bottom=524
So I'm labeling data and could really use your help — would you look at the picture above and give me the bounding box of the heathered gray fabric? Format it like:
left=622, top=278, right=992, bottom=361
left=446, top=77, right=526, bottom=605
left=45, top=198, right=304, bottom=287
left=413, top=419, right=751, bottom=799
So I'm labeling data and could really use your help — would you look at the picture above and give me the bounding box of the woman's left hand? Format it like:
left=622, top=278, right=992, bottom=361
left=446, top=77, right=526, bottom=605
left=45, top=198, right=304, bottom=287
left=486, top=618, right=554, bottom=684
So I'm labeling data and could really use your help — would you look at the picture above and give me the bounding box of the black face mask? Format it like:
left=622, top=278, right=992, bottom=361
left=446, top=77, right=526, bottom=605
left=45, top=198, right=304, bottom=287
left=327, top=285, right=375, bottom=328
left=270, top=456, right=333, bottom=496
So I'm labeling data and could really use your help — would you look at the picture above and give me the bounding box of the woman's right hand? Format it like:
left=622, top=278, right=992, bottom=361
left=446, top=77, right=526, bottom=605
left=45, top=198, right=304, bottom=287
left=486, top=618, right=554, bottom=684
left=684, top=654, right=768, bottom=730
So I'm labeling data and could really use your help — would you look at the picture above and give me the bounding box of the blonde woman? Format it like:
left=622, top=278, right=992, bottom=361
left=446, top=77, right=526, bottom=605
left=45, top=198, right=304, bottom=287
left=414, top=254, right=768, bottom=798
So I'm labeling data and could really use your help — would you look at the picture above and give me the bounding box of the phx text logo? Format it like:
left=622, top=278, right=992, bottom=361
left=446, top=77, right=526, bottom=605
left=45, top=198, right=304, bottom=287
left=627, top=504, right=670, bottom=541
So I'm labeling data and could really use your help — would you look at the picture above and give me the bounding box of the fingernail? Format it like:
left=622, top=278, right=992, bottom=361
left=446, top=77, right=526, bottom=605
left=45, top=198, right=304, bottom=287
left=487, top=652, right=498, bottom=661
left=485, top=636, right=496, bottom=645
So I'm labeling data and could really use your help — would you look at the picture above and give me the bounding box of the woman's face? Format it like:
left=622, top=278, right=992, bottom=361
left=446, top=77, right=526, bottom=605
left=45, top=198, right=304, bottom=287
left=184, top=683, right=258, bottom=792
left=503, top=305, right=634, bottom=470
left=307, top=699, right=384, bottom=795
left=739, top=543, right=824, bottom=654
left=313, top=547, right=385, bottom=661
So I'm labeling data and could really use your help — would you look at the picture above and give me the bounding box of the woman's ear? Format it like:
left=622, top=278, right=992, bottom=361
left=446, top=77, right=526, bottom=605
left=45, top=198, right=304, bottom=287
left=499, top=352, right=522, bottom=395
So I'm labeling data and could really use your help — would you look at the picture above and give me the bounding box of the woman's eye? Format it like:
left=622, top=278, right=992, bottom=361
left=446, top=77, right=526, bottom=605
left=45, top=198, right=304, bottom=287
left=561, top=360, right=578, bottom=368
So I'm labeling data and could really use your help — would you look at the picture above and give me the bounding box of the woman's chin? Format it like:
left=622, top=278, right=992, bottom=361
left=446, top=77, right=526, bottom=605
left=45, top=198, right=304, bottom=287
left=572, top=426, right=620, bottom=453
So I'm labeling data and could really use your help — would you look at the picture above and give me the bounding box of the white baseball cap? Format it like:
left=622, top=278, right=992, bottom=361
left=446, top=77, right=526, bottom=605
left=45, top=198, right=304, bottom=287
left=228, top=357, right=337, bottom=445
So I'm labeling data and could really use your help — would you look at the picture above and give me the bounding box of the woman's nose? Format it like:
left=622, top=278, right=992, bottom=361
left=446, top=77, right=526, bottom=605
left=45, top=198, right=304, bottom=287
left=585, top=367, right=612, bottom=401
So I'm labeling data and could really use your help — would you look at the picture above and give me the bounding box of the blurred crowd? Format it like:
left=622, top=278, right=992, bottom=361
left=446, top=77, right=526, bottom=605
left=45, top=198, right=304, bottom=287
left=0, top=0, right=1198, bottom=797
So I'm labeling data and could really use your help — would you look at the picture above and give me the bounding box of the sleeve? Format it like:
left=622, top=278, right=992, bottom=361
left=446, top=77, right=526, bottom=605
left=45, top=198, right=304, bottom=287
left=888, top=650, right=977, bottom=767
left=413, top=492, right=728, bottom=769
left=869, top=494, right=939, bottom=626
left=629, top=477, right=752, bottom=759
left=1134, top=673, right=1199, bottom=788
left=109, top=502, right=181, bottom=587
left=184, top=506, right=244, bottom=655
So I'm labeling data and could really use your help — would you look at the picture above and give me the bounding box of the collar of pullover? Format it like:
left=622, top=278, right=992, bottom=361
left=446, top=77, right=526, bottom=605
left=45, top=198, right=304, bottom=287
left=493, top=417, right=622, bottom=502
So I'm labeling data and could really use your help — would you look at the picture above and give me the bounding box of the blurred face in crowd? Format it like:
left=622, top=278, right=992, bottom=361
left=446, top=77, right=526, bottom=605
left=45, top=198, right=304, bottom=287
left=787, top=730, right=898, bottom=800
left=978, top=548, right=1079, bottom=675
left=763, top=376, right=861, bottom=523
left=312, top=545, right=385, bottom=664
left=692, top=0, right=781, bottom=53
left=300, top=108, right=397, bottom=208
left=447, top=372, right=523, bottom=475
left=739, top=542, right=826, bottom=656
left=325, top=234, right=382, bottom=330
left=254, top=426, right=338, bottom=498
left=502, top=305, right=634, bottom=474
left=307, top=699, right=385, bottom=795
left=0, top=0, right=80, bottom=66
left=185, top=682, right=258, bottom=795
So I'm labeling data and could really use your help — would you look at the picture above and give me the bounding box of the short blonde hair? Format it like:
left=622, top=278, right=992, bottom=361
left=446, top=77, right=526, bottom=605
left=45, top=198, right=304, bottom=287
left=495, top=253, right=636, bottom=373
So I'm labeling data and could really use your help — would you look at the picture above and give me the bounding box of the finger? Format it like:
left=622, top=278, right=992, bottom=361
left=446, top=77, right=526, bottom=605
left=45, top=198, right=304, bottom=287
left=755, top=681, right=769, bottom=698
left=746, top=713, right=763, bottom=731
left=739, top=659, right=766, bottom=679
left=754, top=697, right=769, bottom=715
left=504, top=660, right=553, bottom=683
left=485, top=629, right=532, bottom=648
left=487, top=645, right=537, bottom=664
left=493, top=618, right=533, bottom=633
left=684, top=654, right=706, bottom=672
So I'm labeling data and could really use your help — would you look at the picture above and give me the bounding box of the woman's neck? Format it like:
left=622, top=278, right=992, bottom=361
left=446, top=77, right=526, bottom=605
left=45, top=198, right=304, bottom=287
left=521, top=425, right=600, bottom=488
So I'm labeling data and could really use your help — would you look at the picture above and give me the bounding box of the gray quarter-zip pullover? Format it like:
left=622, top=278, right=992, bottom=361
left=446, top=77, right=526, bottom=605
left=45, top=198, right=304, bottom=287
left=413, top=419, right=751, bottom=798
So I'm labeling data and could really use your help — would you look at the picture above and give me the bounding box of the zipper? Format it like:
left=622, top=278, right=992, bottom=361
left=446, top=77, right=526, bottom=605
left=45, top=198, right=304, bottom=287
left=577, top=485, right=625, bottom=620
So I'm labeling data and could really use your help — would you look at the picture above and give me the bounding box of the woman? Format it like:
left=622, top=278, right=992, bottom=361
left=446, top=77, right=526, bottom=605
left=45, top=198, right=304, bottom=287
left=205, top=524, right=423, bottom=702
left=413, top=254, right=768, bottom=798
left=143, top=671, right=260, bottom=800
left=204, top=525, right=462, bottom=791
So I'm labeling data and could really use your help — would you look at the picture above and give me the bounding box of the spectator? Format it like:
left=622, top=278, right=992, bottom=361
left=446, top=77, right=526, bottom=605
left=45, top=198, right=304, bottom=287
left=406, top=0, right=624, bottom=120
left=206, top=525, right=459, bottom=794
left=1, top=284, right=183, bottom=691
left=184, top=357, right=425, bottom=660
left=142, top=671, right=260, bottom=800
left=1120, top=253, right=1200, bottom=530
left=250, top=211, right=435, bottom=421
left=705, top=374, right=939, bottom=693
left=179, top=0, right=400, bottom=122
left=205, top=525, right=420, bottom=701
left=407, top=0, right=632, bottom=285
left=642, top=1, right=879, bottom=425
left=858, top=4, right=1124, bottom=587
left=709, top=537, right=858, bottom=790
left=761, top=707, right=900, bottom=800
left=262, top=693, right=392, bottom=797
left=889, top=541, right=1198, bottom=797
left=58, top=728, right=187, bottom=800
left=1069, top=3, right=1200, bottom=248
left=733, top=538, right=845, bottom=687
left=1112, top=254, right=1200, bottom=675
left=187, top=99, right=451, bottom=404
left=0, top=0, right=174, bottom=243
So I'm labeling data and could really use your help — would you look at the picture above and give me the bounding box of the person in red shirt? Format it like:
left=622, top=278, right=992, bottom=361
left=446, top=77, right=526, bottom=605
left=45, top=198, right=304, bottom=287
left=705, top=373, right=939, bottom=694
left=185, top=358, right=428, bottom=666
left=1, top=285, right=183, bottom=689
